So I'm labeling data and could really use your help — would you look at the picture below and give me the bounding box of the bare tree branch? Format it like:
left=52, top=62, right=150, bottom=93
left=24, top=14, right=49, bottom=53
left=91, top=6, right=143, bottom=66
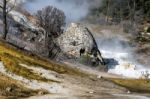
left=36, top=6, right=66, bottom=58
left=36, top=6, right=66, bottom=37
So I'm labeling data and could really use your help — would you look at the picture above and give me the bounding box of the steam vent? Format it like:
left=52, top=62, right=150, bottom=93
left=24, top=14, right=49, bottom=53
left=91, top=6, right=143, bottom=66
left=57, top=23, right=105, bottom=65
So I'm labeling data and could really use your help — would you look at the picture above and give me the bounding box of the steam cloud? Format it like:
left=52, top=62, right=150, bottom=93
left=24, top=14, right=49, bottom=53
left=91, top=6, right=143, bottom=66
left=23, top=0, right=101, bottom=24
left=96, top=31, right=148, bottom=78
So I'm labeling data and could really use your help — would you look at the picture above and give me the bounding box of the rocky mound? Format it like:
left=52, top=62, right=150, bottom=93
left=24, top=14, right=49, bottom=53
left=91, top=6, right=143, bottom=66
left=57, top=23, right=105, bottom=65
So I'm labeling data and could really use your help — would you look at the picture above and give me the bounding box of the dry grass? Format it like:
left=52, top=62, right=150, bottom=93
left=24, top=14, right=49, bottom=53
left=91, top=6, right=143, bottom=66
left=0, top=40, right=88, bottom=98
left=109, top=78, right=150, bottom=93
left=0, top=40, right=87, bottom=81
left=0, top=74, right=41, bottom=98
left=0, top=53, right=52, bottom=82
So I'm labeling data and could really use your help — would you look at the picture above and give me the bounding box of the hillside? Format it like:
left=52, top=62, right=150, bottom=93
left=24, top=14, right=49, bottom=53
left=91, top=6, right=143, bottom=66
left=0, top=40, right=123, bottom=98
left=0, top=40, right=149, bottom=98
left=0, top=0, right=150, bottom=99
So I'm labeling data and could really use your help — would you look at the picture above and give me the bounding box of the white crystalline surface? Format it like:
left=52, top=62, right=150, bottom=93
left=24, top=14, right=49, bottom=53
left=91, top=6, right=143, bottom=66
left=101, top=50, right=150, bottom=78
left=0, top=62, right=69, bottom=94
left=19, top=64, right=61, bottom=82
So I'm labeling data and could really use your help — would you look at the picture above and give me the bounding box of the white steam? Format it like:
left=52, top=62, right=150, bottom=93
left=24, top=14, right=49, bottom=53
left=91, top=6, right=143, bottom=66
left=23, top=0, right=101, bottom=24
left=96, top=31, right=150, bottom=79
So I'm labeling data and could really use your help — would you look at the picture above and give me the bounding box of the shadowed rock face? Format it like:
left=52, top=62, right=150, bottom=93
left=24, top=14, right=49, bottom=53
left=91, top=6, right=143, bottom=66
left=57, top=23, right=104, bottom=65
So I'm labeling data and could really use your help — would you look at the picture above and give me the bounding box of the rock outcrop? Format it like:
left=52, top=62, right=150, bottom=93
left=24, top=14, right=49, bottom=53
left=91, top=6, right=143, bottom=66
left=57, top=23, right=104, bottom=65
left=0, top=8, right=60, bottom=58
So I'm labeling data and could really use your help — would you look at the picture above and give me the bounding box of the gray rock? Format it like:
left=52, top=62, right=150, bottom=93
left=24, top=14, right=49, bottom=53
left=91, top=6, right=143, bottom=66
left=58, top=23, right=93, bottom=57
left=57, top=23, right=104, bottom=65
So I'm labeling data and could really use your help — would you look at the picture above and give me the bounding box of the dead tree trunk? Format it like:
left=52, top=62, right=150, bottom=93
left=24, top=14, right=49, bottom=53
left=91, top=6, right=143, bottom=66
left=0, top=0, right=15, bottom=40
left=2, top=0, right=8, bottom=40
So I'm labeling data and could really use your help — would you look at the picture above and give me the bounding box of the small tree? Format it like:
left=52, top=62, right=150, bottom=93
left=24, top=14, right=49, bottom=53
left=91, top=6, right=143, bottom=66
left=36, top=6, right=66, bottom=38
left=36, top=6, right=66, bottom=58
left=0, top=0, right=16, bottom=40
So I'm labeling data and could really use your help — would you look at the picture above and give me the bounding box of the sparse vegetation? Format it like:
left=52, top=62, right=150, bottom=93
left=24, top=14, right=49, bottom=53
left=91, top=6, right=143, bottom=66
left=36, top=6, right=66, bottom=38
left=0, top=74, right=40, bottom=98
left=109, top=78, right=150, bottom=93
left=95, top=0, right=150, bottom=23
left=0, top=40, right=87, bottom=78
left=1, top=53, right=53, bottom=82
left=36, top=6, right=66, bottom=58
left=0, top=40, right=88, bottom=97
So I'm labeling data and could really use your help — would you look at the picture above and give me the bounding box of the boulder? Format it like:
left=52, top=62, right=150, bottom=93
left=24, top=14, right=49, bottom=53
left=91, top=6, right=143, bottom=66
left=57, top=23, right=104, bottom=65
